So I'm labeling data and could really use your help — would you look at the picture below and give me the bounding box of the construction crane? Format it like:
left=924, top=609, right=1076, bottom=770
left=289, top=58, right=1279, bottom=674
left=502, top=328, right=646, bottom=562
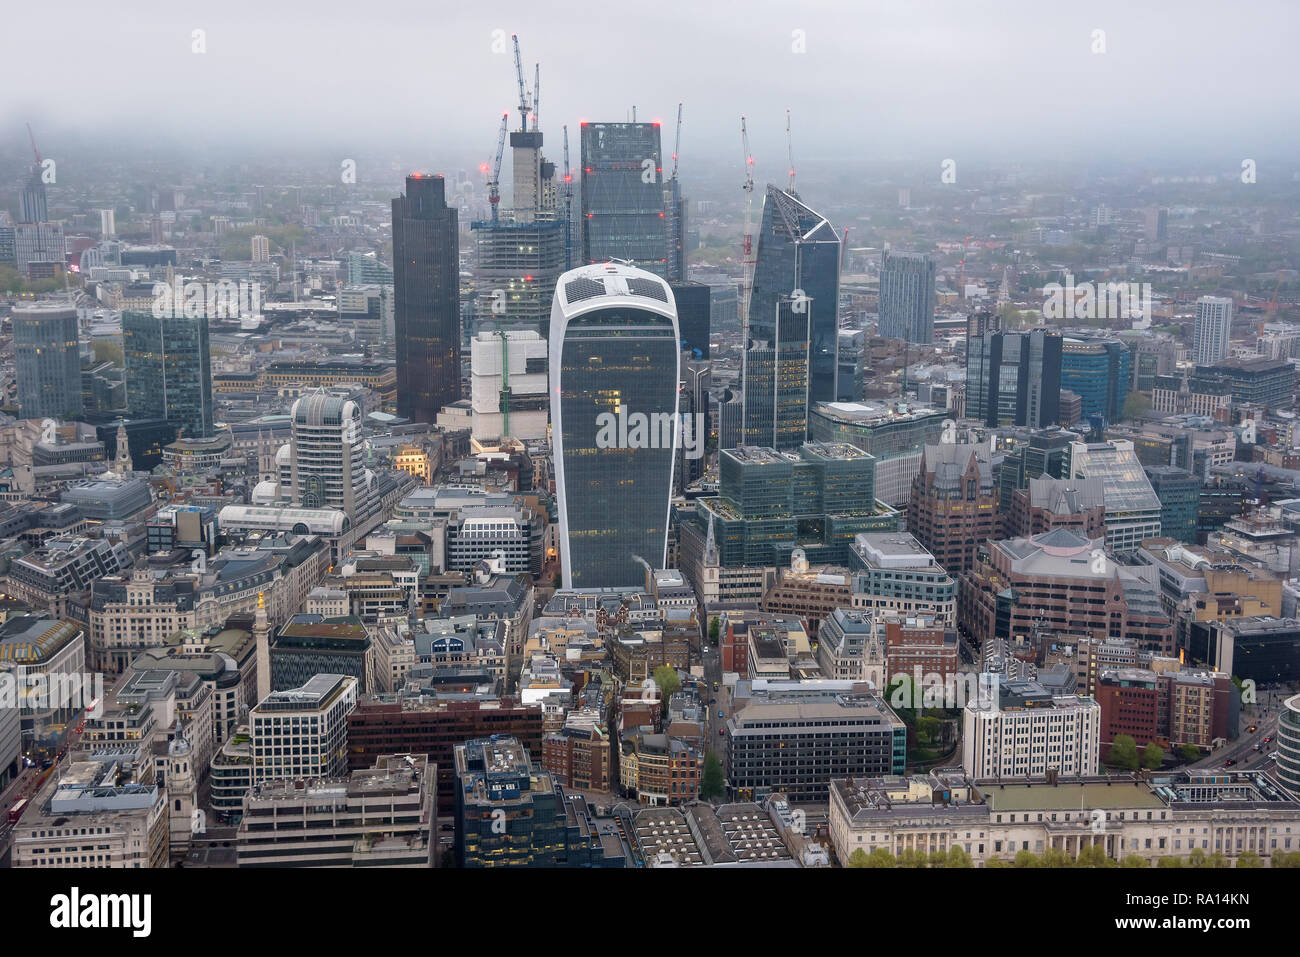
left=533, top=63, right=540, bottom=130
left=26, top=121, right=41, bottom=165
left=670, top=102, right=684, bottom=181
left=669, top=102, right=683, bottom=280
left=785, top=109, right=796, bottom=193
left=562, top=125, right=574, bottom=269
left=499, top=329, right=512, bottom=439
left=739, top=115, right=757, bottom=437
left=487, top=112, right=509, bottom=224
left=511, top=34, right=530, bottom=132
left=739, top=116, right=757, bottom=334
left=840, top=227, right=850, bottom=270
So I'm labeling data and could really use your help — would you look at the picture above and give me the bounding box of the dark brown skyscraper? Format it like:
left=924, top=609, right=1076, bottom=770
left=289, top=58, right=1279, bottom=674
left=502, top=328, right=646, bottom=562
left=392, top=173, right=460, bottom=422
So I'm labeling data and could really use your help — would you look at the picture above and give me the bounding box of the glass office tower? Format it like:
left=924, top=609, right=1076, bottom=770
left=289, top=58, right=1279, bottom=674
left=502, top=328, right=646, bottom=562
left=1061, top=333, right=1130, bottom=421
left=123, top=308, right=213, bottom=439
left=13, top=303, right=82, bottom=420
left=579, top=123, right=668, bottom=276
left=743, top=295, right=810, bottom=450
left=392, top=173, right=461, bottom=423
left=747, top=186, right=841, bottom=407
left=966, top=326, right=1063, bottom=427
left=550, top=263, right=679, bottom=588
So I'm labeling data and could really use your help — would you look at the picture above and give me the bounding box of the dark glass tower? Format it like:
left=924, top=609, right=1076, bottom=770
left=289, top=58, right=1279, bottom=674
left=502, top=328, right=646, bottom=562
left=966, top=322, right=1063, bottom=427
left=743, top=187, right=841, bottom=445
left=123, top=307, right=213, bottom=439
left=551, top=263, right=679, bottom=588
left=669, top=280, right=711, bottom=358
left=393, top=174, right=460, bottom=423
left=13, top=303, right=82, bottom=420
left=19, top=166, right=48, bottom=224
left=579, top=123, right=668, bottom=276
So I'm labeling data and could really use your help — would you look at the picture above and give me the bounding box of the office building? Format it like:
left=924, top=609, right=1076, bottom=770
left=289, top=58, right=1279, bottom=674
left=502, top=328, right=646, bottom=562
left=1182, top=616, right=1300, bottom=685
left=1144, top=466, right=1202, bottom=544
left=471, top=218, right=566, bottom=335
left=1193, top=296, right=1233, bottom=366
left=960, top=528, right=1174, bottom=656
left=1190, top=357, right=1295, bottom=410
left=741, top=292, right=809, bottom=449
left=550, top=262, right=679, bottom=588
left=469, top=329, right=548, bottom=441
left=724, top=684, right=906, bottom=801
left=250, top=234, right=270, bottom=262
left=579, top=122, right=668, bottom=275
left=392, top=173, right=461, bottom=423
left=1280, top=694, right=1300, bottom=796
left=237, top=753, right=435, bottom=867
left=670, top=280, right=711, bottom=358
left=878, top=250, right=935, bottom=344
left=283, top=391, right=378, bottom=523
left=906, top=443, right=998, bottom=576
left=747, top=186, right=842, bottom=405
left=962, top=678, right=1100, bottom=778
left=19, top=165, right=47, bottom=224
left=123, top=307, right=214, bottom=439
left=269, top=615, right=372, bottom=693
left=847, top=532, right=958, bottom=625
left=807, top=400, right=948, bottom=505
left=1067, top=439, right=1162, bottom=553
left=249, top=673, right=358, bottom=785
left=13, top=222, right=63, bottom=278
left=13, top=303, right=82, bottom=421
left=692, top=443, right=898, bottom=568
left=1060, top=333, right=1130, bottom=421
left=965, top=326, right=1062, bottom=427
left=1007, top=476, right=1106, bottom=539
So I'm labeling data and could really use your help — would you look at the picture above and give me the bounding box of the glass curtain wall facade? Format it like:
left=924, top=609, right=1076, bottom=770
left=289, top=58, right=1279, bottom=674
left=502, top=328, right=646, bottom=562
left=878, top=251, right=935, bottom=343
left=747, top=187, right=841, bottom=407
left=392, top=174, right=461, bottom=423
left=551, top=264, right=679, bottom=588
left=966, top=328, right=1063, bottom=427
left=123, top=309, right=214, bottom=439
left=579, top=123, right=668, bottom=276
left=13, top=303, right=82, bottom=420
left=743, top=296, right=810, bottom=450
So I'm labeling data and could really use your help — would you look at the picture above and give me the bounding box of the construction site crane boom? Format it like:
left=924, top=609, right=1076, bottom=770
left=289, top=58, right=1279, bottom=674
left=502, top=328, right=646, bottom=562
left=26, top=122, right=41, bottom=165
left=562, top=124, right=573, bottom=269
left=487, top=112, right=509, bottom=224
left=511, top=34, right=529, bottom=131
left=533, top=63, right=540, bottom=130
left=739, top=115, right=757, bottom=333
left=671, top=102, right=683, bottom=181
left=785, top=108, right=796, bottom=192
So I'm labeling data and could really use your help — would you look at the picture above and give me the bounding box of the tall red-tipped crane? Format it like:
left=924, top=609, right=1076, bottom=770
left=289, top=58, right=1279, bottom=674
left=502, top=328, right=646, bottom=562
left=486, top=112, right=509, bottom=224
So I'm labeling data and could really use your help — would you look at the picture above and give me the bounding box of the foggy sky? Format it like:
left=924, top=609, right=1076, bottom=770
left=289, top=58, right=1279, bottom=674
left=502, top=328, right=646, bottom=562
left=4, top=0, right=1299, bottom=170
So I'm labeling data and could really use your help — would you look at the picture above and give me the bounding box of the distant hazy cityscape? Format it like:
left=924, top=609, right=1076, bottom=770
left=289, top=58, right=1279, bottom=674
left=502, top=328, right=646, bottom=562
left=0, top=7, right=1299, bottom=891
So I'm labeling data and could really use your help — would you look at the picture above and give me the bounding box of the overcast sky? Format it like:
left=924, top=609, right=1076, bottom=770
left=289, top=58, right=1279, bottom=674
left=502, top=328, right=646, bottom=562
left=4, top=0, right=1298, bottom=171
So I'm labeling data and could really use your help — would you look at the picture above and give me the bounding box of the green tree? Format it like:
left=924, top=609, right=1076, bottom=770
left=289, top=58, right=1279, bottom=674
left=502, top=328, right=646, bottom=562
left=709, top=617, right=720, bottom=641
left=917, top=715, right=941, bottom=746
left=1179, top=743, right=1202, bottom=763
left=1041, top=848, right=1071, bottom=868
left=699, top=751, right=724, bottom=800
left=1141, top=742, right=1164, bottom=770
left=1108, top=735, right=1140, bottom=771
left=1157, top=856, right=1184, bottom=868
left=927, top=849, right=949, bottom=868
left=944, top=846, right=974, bottom=868
left=897, top=848, right=929, bottom=868
left=1121, top=855, right=1150, bottom=868
left=652, top=665, right=681, bottom=700
left=984, top=856, right=1006, bottom=868
left=1188, top=847, right=1208, bottom=868
left=1075, top=845, right=1116, bottom=868
left=1122, top=393, right=1152, bottom=421
left=1236, top=851, right=1262, bottom=868
left=846, top=848, right=870, bottom=868
left=859, top=848, right=896, bottom=868
left=1273, top=851, right=1300, bottom=868
left=1012, top=850, right=1041, bottom=868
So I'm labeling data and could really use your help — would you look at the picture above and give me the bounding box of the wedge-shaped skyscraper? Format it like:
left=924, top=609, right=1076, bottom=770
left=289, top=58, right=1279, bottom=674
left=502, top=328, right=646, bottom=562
left=550, top=262, right=680, bottom=588
left=743, top=187, right=842, bottom=448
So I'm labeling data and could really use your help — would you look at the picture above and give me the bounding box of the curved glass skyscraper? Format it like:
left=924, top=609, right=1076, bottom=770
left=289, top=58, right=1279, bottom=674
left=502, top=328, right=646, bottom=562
left=550, top=263, right=680, bottom=589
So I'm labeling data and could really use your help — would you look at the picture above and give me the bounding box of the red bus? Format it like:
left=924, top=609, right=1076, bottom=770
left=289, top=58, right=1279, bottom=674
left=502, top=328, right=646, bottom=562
left=8, top=798, right=28, bottom=825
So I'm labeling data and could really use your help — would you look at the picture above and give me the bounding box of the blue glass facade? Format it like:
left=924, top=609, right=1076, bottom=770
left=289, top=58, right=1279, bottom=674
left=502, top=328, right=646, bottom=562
left=579, top=123, right=668, bottom=276
left=1061, top=334, right=1130, bottom=421
left=123, top=309, right=214, bottom=439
